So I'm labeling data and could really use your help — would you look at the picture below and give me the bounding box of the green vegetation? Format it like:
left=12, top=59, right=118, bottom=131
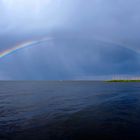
left=107, top=80, right=140, bottom=82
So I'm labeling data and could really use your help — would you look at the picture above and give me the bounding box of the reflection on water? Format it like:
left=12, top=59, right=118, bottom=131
left=0, top=81, right=140, bottom=140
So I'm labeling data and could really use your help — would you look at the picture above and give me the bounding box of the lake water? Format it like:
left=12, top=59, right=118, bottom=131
left=0, top=81, right=140, bottom=140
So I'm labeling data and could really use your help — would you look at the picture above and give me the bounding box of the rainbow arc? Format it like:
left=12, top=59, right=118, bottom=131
left=0, top=37, right=52, bottom=58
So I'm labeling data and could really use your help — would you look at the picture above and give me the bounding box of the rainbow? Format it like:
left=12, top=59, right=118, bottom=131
left=0, top=37, right=52, bottom=59
left=0, top=37, right=139, bottom=59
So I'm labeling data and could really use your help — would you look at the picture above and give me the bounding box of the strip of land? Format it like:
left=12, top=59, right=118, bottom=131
left=107, top=80, right=140, bottom=82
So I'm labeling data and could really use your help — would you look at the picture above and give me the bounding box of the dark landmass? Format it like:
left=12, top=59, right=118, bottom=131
left=107, top=80, right=140, bottom=82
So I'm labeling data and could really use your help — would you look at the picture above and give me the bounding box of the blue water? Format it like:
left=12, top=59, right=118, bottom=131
left=0, top=81, right=140, bottom=140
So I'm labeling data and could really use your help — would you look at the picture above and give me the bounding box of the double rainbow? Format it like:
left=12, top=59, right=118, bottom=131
left=0, top=37, right=52, bottom=59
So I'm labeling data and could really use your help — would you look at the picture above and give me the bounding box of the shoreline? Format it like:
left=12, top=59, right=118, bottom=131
left=107, top=80, right=140, bottom=82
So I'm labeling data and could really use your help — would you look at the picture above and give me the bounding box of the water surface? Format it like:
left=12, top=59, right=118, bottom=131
left=0, top=81, right=140, bottom=140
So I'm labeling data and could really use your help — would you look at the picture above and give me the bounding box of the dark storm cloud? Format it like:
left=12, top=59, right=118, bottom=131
left=0, top=38, right=140, bottom=80
left=0, top=0, right=140, bottom=80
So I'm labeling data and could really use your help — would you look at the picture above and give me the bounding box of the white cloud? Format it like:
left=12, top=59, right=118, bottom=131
left=0, top=0, right=60, bottom=33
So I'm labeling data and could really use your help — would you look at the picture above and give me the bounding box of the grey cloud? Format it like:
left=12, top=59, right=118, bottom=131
left=0, top=0, right=140, bottom=80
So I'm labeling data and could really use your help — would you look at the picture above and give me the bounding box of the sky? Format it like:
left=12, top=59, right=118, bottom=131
left=0, top=0, right=140, bottom=80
